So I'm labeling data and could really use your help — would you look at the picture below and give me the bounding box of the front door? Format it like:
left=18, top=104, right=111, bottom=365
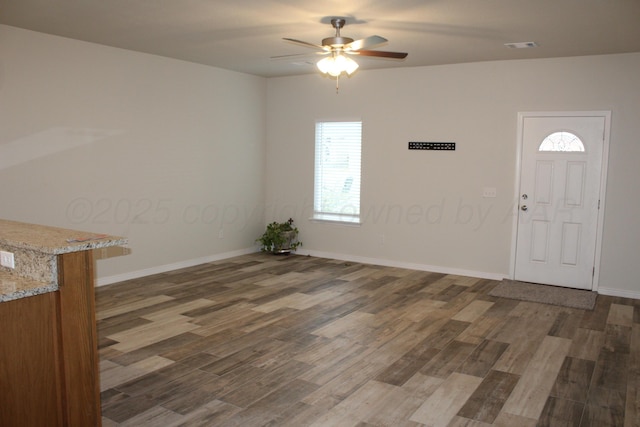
left=514, top=114, right=607, bottom=290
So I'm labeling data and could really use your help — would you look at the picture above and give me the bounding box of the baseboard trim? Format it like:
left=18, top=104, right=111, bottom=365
left=98, top=248, right=638, bottom=301
left=96, top=247, right=257, bottom=287
left=596, top=286, right=640, bottom=300
left=97, top=248, right=505, bottom=287
left=297, top=249, right=507, bottom=281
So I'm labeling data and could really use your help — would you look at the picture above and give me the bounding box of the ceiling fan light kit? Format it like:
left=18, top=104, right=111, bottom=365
left=281, top=17, right=408, bottom=93
left=317, top=52, right=359, bottom=77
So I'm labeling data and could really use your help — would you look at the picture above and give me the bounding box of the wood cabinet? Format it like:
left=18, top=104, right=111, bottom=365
left=0, top=251, right=101, bottom=427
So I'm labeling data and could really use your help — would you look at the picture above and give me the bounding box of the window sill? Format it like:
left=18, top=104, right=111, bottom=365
left=310, top=214, right=361, bottom=226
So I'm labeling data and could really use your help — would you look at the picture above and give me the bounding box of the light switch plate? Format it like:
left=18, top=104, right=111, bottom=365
left=0, top=251, right=15, bottom=269
left=483, top=187, right=497, bottom=198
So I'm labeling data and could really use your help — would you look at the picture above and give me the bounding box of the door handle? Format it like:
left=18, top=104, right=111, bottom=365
left=521, top=205, right=528, bottom=211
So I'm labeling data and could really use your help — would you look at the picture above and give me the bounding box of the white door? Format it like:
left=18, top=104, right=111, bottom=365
left=515, top=114, right=606, bottom=290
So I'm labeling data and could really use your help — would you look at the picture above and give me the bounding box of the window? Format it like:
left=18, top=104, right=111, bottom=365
left=539, top=131, right=585, bottom=152
left=314, top=121, right=362, bottom=223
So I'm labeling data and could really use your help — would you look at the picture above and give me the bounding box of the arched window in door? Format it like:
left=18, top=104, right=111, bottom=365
left=539, top=131, right=585, bottom=152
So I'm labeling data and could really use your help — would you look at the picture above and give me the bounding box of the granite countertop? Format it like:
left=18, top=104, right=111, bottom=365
left=0, top=219, right=128, bottom=302
left=0, top=219, right=127, bottom=254
left=0, top=271, right=58, bottom=302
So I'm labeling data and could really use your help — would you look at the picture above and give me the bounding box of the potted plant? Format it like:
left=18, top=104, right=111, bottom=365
left=256, top=218, right=302, bottom=254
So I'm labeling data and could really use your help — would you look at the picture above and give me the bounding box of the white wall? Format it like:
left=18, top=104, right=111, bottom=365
left=266, top=53, right=640, bottom=297
left=2, top=24, right=638, bottom=297
left=0, top=25, right=267, bottom=282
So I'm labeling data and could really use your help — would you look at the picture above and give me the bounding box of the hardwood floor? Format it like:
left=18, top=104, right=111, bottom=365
left=96, top=253, right=639, bottom=426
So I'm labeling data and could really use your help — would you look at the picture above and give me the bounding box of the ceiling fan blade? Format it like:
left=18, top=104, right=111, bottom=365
left=270, top=52, right=329, bottom=61
left=345, top=35, right=387, bottom=51
left=352, top=50, right=408, bottom=59
left=283, top=38, right=328, bottom=51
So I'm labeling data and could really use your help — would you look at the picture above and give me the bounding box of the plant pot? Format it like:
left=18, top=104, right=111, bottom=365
left=273, top=230, right=297, bottom=254
left=257, top=219, right=301, bottom=254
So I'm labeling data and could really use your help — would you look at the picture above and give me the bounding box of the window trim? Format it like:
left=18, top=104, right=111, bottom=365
left=312, top=120, right=363, bottom=224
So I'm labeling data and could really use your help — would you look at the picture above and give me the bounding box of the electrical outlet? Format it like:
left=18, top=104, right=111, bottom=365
left=1, top=251, right=15, bottom=269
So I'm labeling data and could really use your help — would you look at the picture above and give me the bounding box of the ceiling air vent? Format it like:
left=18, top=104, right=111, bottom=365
left=504, top=42, right=538, bottom=49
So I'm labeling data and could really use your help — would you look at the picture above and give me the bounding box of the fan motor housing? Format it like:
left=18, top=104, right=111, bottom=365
left=322, top=36, right=354, bottom=47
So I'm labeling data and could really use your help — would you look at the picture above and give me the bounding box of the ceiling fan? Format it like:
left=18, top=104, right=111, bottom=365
left=277, top=18, right=408, bottom=92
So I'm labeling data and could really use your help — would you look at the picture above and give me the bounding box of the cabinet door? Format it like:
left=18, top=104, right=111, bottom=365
left=0, top=292, right=64, bottom=427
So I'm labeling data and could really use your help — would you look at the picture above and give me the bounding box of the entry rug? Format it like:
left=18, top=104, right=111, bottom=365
left=489, top=280, right=597, bottom=310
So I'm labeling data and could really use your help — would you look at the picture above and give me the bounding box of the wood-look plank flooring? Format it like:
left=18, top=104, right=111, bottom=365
left=96, top=253, right=640, bottom=426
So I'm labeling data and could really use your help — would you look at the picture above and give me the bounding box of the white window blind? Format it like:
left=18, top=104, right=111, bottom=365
left=314, top=121, right=362, bottom=223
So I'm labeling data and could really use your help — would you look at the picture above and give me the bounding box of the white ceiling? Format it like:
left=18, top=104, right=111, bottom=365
left=1, top=0, right=639, bottom=78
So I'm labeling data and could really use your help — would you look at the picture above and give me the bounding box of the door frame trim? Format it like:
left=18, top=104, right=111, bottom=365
left=509, top=111, right=611, bottom=291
